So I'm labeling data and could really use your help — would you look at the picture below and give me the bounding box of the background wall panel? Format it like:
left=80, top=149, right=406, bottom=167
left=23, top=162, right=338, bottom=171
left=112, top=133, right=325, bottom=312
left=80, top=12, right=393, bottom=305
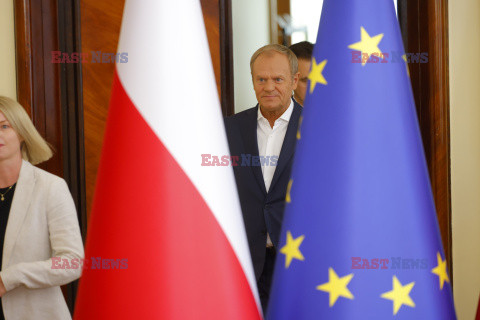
left=81, top=0, right=125, bottom=220
left=449, top=0, right=480, bottom=318
left=0, top=0, right=16, bottom=99
left=81, top=0, right=226, bottom=219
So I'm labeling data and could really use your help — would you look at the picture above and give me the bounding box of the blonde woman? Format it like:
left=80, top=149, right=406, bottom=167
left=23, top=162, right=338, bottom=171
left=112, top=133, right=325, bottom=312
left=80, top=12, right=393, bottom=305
left=0, top=96, right=84, bottom=320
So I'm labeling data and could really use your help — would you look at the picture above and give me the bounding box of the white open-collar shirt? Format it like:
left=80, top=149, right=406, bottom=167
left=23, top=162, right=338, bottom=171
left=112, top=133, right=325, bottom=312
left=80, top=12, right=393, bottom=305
left=257, top=99, right=294, bottom=192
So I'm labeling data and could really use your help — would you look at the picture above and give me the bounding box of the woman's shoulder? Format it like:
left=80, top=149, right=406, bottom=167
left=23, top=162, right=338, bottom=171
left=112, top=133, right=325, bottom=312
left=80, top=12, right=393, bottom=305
left=22, top=161, right=66, bottom=187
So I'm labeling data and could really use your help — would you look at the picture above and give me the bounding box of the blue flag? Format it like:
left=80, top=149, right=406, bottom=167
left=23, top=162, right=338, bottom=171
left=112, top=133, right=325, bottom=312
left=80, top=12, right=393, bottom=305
left=267, top=0, right=456, bottom=319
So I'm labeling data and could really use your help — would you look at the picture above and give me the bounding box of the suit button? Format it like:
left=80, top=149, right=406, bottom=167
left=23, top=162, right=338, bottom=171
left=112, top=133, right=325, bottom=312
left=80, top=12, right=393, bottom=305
left=261, top=229, right=267, bottom=235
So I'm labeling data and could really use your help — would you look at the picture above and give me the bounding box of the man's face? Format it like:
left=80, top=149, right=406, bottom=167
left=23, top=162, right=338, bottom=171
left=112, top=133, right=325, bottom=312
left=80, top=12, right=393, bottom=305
left=252, top=52, right=299, bottom=115
left=293, top=58, right=311, bottom=106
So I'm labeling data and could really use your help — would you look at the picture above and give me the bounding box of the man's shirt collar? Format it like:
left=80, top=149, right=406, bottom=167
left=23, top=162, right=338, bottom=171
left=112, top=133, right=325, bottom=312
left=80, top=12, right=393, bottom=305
left=257, top=99, right=294, bottom=123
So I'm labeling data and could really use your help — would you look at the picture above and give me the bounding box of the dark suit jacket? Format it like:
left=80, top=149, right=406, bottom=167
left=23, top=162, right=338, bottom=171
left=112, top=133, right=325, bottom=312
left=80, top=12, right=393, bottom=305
left=224, top=101, right=302, bottom=280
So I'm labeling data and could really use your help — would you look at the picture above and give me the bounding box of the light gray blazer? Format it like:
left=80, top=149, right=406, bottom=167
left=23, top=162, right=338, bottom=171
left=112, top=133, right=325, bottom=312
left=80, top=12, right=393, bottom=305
left=0, top=160, right=84, bottom=319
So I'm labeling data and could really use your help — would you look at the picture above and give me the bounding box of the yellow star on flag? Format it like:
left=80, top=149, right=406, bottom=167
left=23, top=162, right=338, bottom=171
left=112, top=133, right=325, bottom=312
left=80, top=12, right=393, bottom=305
left=286, top=179, right=293, bottom=203
left=402, top=54, right=410, bottom=77
left=280, top=231, right=304, bottom=268
left=381, top=276, right=415, bottom=315
left=316, top=268, right=354, bottom=307
left=308, top=58, right=327, bottom=93
left=296, top=116, right=303, bottom=140
left=431, top=252, right=450, bottom=290
left=348, top=26, right=384, bottom=66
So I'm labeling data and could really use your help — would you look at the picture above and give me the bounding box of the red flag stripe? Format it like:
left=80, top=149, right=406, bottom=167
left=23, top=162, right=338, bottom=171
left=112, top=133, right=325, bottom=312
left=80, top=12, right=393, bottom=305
left=74, top=72, right=261, bottom=319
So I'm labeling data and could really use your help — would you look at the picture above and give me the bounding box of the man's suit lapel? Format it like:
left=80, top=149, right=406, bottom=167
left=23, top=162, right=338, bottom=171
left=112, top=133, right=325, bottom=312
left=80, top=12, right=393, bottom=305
left=240, top=106, right=267, bottom=196
left=2, top=160, right=35, bottom=269
left=269, top=102, right=302, bottom=191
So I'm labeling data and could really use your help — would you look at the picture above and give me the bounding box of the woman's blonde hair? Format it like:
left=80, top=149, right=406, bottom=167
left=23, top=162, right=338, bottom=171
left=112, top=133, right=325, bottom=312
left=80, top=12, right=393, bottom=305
left=0, top=96, right=53, bottom=165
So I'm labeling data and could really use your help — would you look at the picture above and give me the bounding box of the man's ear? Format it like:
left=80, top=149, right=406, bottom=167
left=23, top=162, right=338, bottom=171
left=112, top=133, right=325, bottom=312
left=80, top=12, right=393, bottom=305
left=292, top=72, right=300, bottom=89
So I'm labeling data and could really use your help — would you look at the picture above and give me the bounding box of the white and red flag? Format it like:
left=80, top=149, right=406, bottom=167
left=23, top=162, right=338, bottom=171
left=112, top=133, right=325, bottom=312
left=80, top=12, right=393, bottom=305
left=74, top=0, right=261, bottom=318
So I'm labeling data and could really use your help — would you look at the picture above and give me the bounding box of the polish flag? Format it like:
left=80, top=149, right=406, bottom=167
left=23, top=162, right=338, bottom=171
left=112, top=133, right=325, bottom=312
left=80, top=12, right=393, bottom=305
left=74, top=0, right=261, bottom=318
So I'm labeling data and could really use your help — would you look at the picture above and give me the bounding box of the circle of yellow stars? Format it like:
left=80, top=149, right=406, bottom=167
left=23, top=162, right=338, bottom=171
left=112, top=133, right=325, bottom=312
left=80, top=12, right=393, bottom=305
left=279, top=224, right=450, bottom=315
left=282, top=25, right=443, bottom=316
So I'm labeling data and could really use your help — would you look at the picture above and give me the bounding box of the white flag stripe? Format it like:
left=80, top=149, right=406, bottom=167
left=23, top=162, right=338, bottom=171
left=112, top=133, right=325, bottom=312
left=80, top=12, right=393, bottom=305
left=116, top=0, right=259, bottom=306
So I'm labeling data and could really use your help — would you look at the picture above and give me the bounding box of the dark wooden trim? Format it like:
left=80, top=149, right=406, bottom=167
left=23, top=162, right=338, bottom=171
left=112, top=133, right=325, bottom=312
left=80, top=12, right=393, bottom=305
left=14, top=0, right=34, bottom=117
left=219, top=0, right=234, bottom=116
left=398, top=0, right=452, bottom=276
left=57, top=0, right=86, bottom=241
left=14, top=0, right=86, bottom=312
left=14, top=0, right=63, bottom=176
left=57, top=0, right=86, bottom=310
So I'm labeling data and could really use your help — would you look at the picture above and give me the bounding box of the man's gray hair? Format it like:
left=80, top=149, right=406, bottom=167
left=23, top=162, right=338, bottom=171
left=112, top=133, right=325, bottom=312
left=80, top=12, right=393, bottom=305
left=250, top=44, right=299, bottom=77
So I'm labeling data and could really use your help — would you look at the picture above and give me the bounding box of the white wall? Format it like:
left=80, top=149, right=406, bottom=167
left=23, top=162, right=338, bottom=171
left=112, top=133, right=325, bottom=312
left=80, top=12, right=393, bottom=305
left=290, top=0, right=396, bottom=44
left=232, top=0, right=270, bottom=113
left=0, top=0, right=17, bottom=99
left=290, top=0, right=323, bottom=44
left=449, top=0, right=480, bottom=319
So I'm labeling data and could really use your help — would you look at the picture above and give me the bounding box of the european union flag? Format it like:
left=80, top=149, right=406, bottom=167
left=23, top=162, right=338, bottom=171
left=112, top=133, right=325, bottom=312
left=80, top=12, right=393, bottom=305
left=267, top=0, right=456, bottom=319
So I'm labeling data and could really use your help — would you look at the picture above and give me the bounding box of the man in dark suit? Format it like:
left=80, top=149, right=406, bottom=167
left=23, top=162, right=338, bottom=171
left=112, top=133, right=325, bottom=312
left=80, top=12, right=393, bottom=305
left=224, top=44, right=302, bottom=313
left=289, top=41, right=314, bottom=106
